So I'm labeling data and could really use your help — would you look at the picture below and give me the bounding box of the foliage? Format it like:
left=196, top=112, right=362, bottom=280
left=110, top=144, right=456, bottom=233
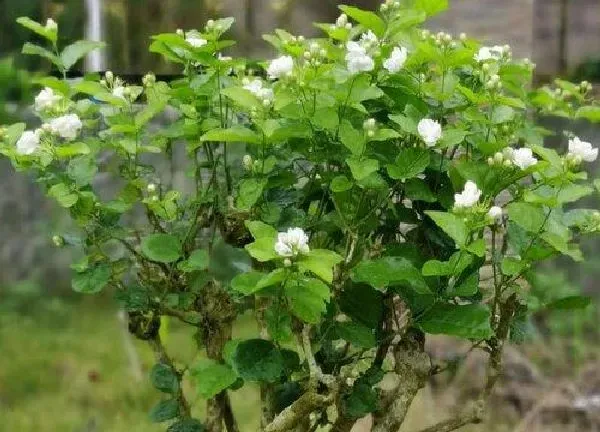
left=2, top=2, right=600, bottom=431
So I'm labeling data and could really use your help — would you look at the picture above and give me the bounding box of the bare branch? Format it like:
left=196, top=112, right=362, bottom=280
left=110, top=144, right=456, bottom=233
left=264, top=392, right=331, bottom=432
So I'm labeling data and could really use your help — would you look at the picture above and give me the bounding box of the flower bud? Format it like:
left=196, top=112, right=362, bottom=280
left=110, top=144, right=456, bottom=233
left=262, top=98, right=271, bottom=107
left=242, top=154, right=253, bottom=170
left=105, top=71, right=114, bottom=83
left=482, top=63, right=490, bottom=72
left=493, top=152, right=504, bottom=163
left=459, top=32, right=467, bottom=41
left=345, top=23, right=353, bottom=30
left=176, top=28, right=184, bottom=36
left=487, top=157, right=494, bottom=166
left=52, top=235, right=64, bottom=247
left=298, top=35, right=305, bottom=42
left=46, top=18, right=58, bottom=32
left=284, top=258, right=292, bottom=267
left=147, top=183, right=157, bottom=193
left=206, top=19, right=215, bottom=29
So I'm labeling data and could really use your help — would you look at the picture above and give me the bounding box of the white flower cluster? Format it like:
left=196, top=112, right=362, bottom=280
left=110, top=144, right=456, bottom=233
left=454, top=181, right=482, bottom=208
left=16, top=130, right=41, bottom=155
left=185, top=31, right=207, bottom=48
left=45, top=18, right=57, bottom=32
left=34, top=87, right=62, bottom=112
left=333, top=13, right=353, bottom=30
left=267, top=55, right=294, bottom=79
left=363, top=118, right=377, bottom=138
left=488, top=147, right=538, bottom=170
left=48, top=114, right=83, bottom=140
left=243, top=78, right=274, bottom=106
left=303, top=42, right=328, bottom=67
left=380, top=0, right=401, bottom=12
left=346, top=41, right=374, bottom=74
left=568, top=136, right=598, bottom=164
left=474, top=45, right=510, bottom=62
left=488, top=206, right=503, bottom=220
left=383, top=46, right=408, bottom=73
left=417, top=118, right=442, bottom=147
left=274, top=227, right=310, bottom=257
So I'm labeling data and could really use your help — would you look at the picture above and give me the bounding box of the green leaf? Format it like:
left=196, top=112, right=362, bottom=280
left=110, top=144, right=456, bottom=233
left=22, top=43, right=61, bottom=67
left=3, top=123, right=26, bottom=146
left=331, top=175, right=353, bottom=193
left=417, top=303, right=493, bottom=339
left=262, top=119, right=311, bottom=142
left=167, top=419, right=205, bottom=432
left=347, top=157, right=379, bottom=181
left=149, top=399, right=179, bottom=423
left=491, top=105, right=515, bottom=124
left=61, top=40, right=106, bottom=70
left=256, top=268, right=287, bottom=291
left=230, top=271, right=266, bottom=295
left=506, top=202, right=547, bottom=233
left=16, top=17, right=57, bottom=42
left=343, top=381, right=378, bottom=419
left=422, top=252, right=473, bottom=277
left=48, top=183, right=79, bottom=208
left=67, top=156, right=97, bottom=187
left=501, top=257, right=526, bottom=276
left=285, top=277, right=331, bottom=323
left=340, top=121, right=365, bottom=155
left=414, top=0, right=449, bottom=16
left=466, top=238, right=486, bottom=257
left=451, top=271, right=479, bottom=297
left=245, top=220, right=278, bottom=240
left=388, top=114, right=417, bottom=135
left=545, top=296, right=591, bottom=310
left=334, top=321, right=376, bottom=349
left=576, top=106, right=600, bottom=123
left=201, top=126, right=261, bottom=144
left=439, top=129, right=468, bottom=148
left=221, top=87, right=260, bottom=109
left=425, top=211, right=469, bottom=247
left=386, top=147, right=430, bottom=180
left=191, top=359, right=238, bottom=399
left=245, top=237, right=278, bottom=262
left=141, top=234, right=182, bottom=263
left=297, top=249, right=343, bottom=283
left=72, top=264, right=111, bottom=294
left=150, top=363, right=179, bottom=394
left=351, top=257, right=430, bottom=294
left=338, top=5, right=386, bottom=37
left=237, top=178, right=267, bottom=210
left=232, top=339, right=284, bottom=382
left=178, top=249, right=209, bottom=272
left=265, top=305, right=294, bottom=343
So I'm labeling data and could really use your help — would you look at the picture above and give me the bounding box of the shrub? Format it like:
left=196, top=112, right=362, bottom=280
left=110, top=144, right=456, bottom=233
left=2, top=2, right=600, bottom=431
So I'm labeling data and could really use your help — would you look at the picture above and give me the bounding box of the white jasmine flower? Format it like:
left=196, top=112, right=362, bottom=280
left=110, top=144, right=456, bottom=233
left=16, top=130, right=41, bottom=155
left=45, top=18, right=57, bottom=32
left=34, top=87, right=62, bottom=112
left=243, top=79, right=274, bottom=101
left=112, top=86, right=127, bottom=100
left=417, top=118, right=442, bottom=147
left=49, top=114, right=83, bottom=140
left=454, top=181, right=482, bottom=208
left=360, top=30, right=378, bottom=46
left=383, top=46, right=408, bottom=73
left=474, top=45, right=505, bottom=62
left=274, top=227, right=310, bottom=257
left=488, top=206, right=503, bottom=219
left=345, top=41, right=374, bottom=74
left=267, top=55, right=294, bottom=79
left=512, top=147, right=538, bottom=169
left=336, top=14, right=348, bottom=28
left=186, top=33, right=207, bottom=48
left=568, top=136, right=598, bottom=163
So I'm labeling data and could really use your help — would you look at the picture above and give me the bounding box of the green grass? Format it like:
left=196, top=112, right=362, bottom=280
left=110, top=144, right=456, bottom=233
left=0, top=297, right=261, bottom=432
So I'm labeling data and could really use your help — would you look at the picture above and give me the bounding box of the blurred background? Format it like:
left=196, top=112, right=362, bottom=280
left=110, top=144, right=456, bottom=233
left=0, top=1, right=599, bottom=431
